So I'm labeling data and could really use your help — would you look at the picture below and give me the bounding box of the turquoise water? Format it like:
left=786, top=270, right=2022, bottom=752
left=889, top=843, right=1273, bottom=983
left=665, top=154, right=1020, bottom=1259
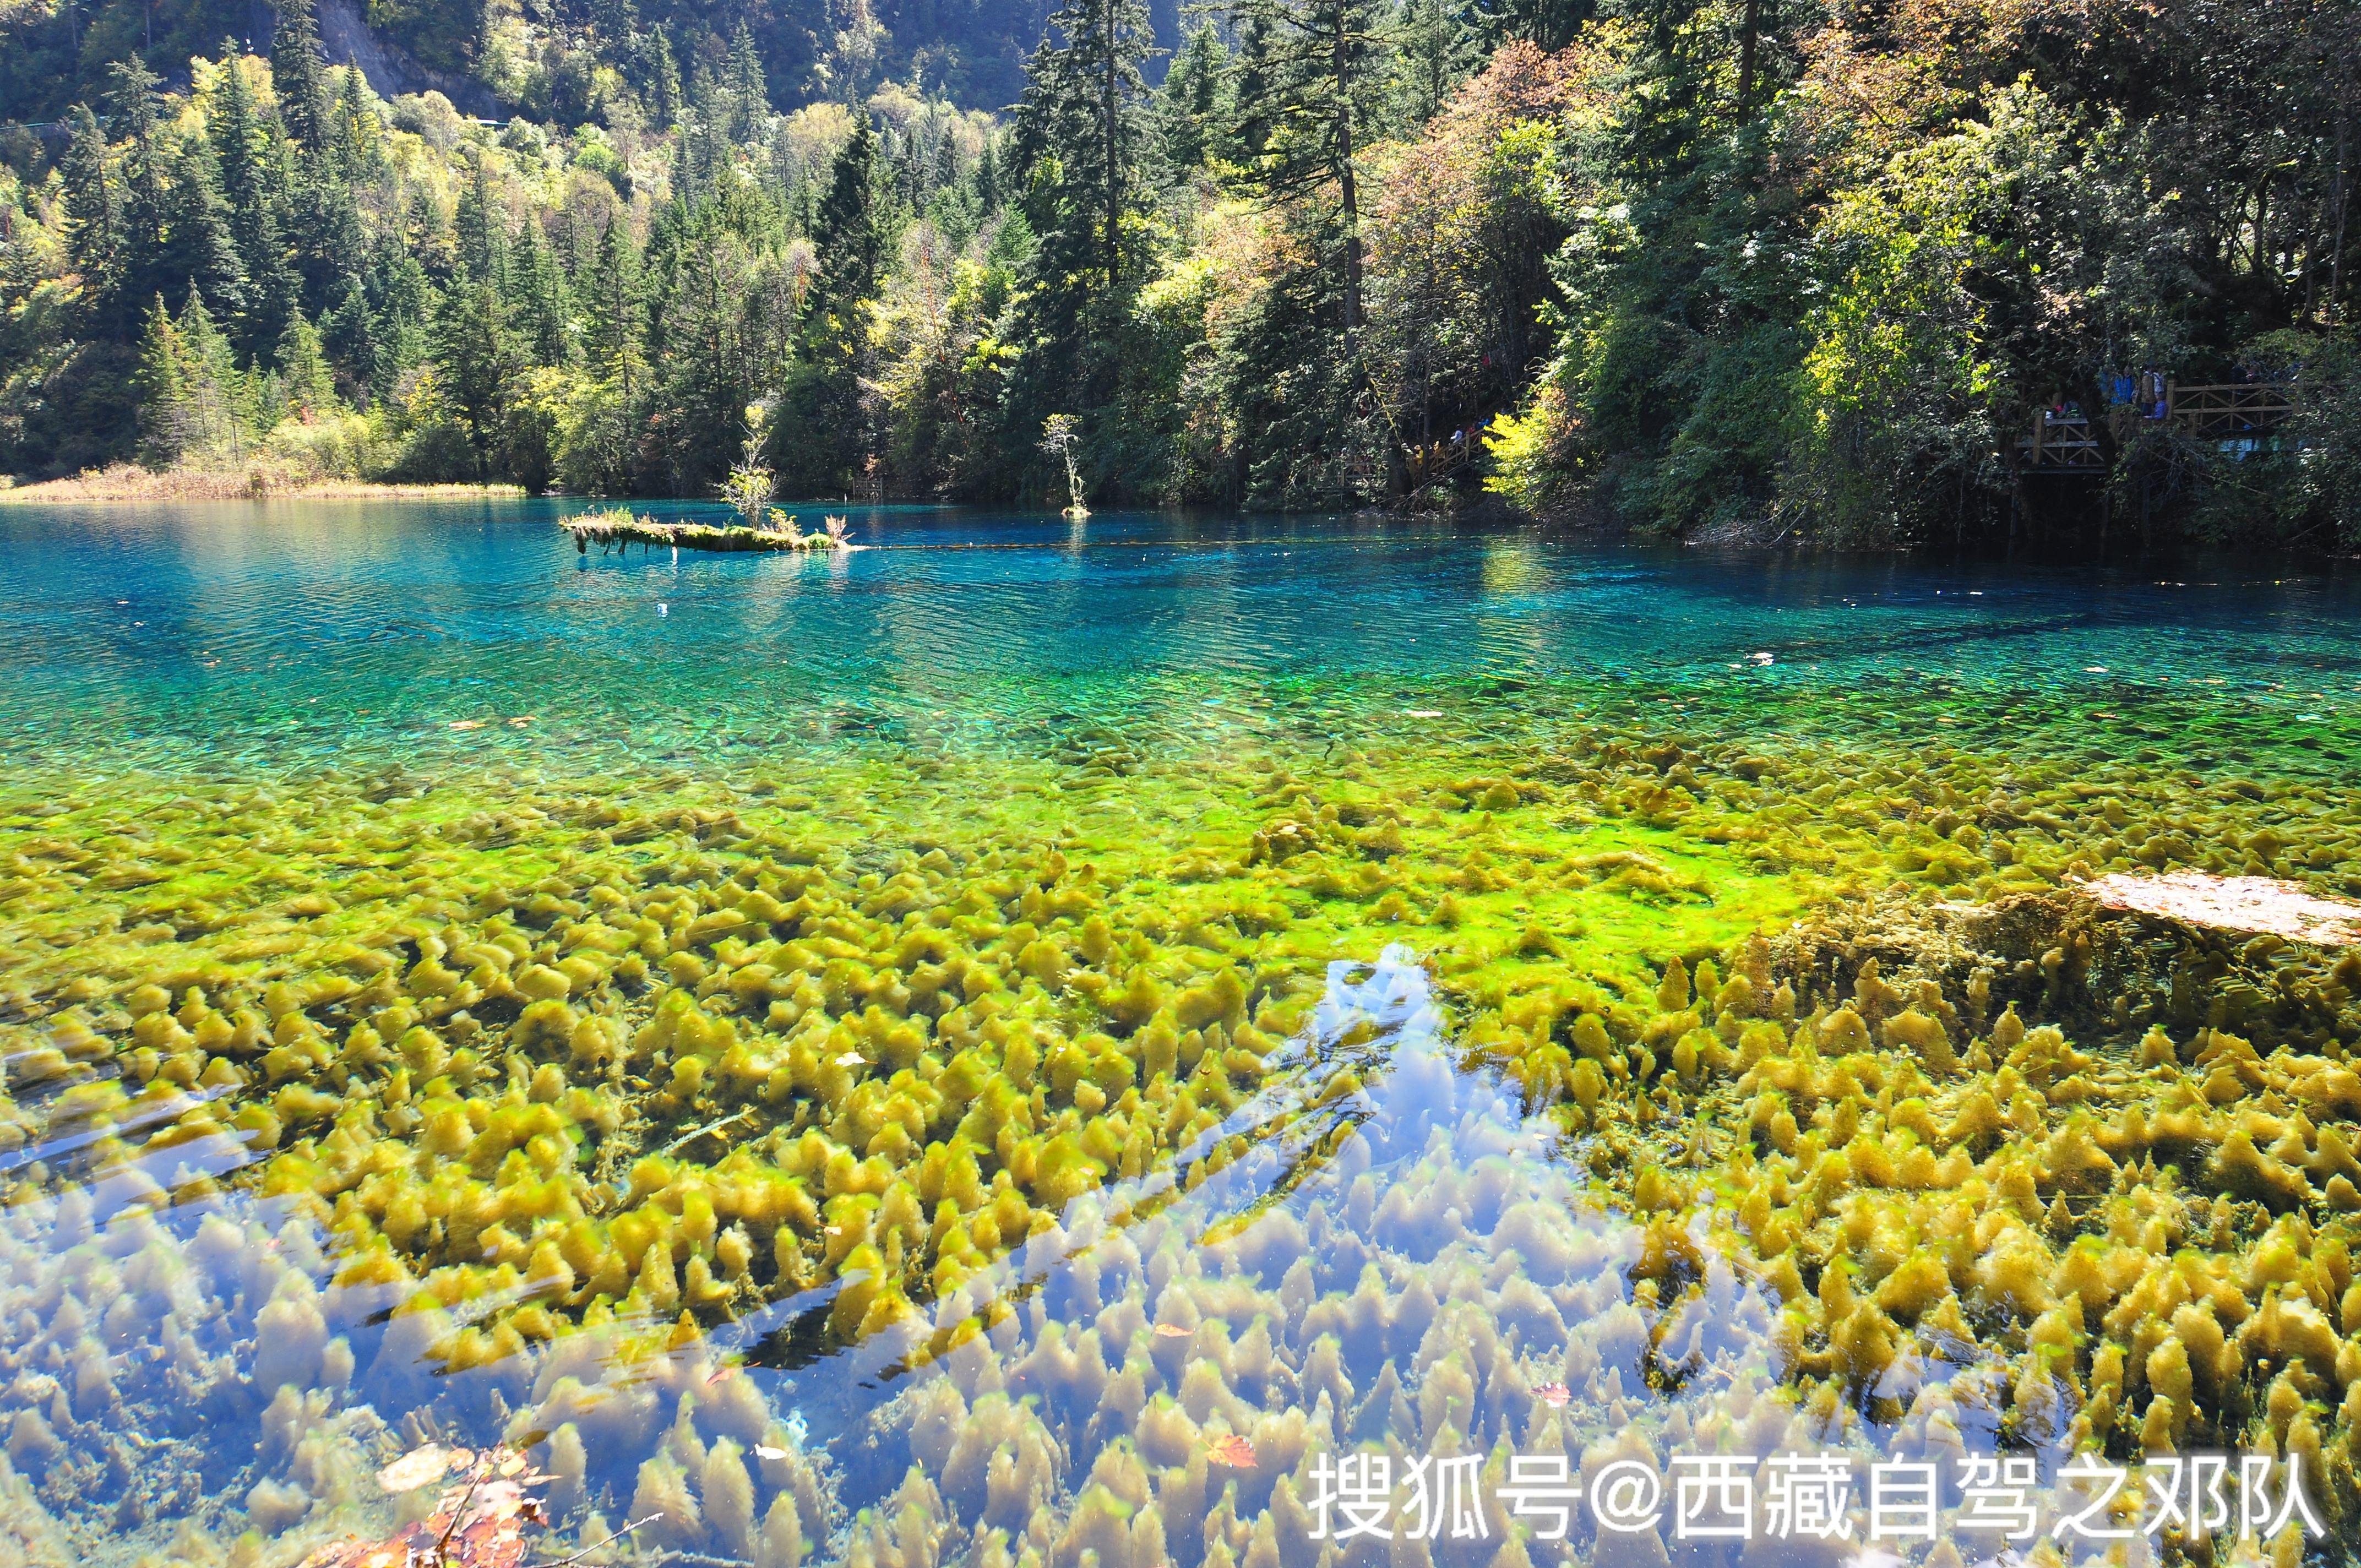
left=4, top=500, right=2357, bottom=778
left=4, top=501, right=2361, bottom=1566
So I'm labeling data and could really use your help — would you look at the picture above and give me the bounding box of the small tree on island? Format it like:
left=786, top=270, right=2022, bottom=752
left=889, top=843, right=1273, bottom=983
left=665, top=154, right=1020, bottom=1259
left=1041, top=413, right=1089, bottom=519
left=721, top=400, right=777, bottom=529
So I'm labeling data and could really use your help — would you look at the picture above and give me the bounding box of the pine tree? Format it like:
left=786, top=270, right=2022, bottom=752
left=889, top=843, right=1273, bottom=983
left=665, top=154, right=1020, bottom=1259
left=724, top=21, right=769, bottom=143
left=110, top=56, right=167, bottom=297
left=429, top=272, right=519, bottom=476
left=1476, top=0, right=1590, bottom=50
left=1227, top=0, right=1394, bottom=345
left=453, top=153, right=509, bottom=287
left=276, top=308, right=339, bottom=415
left=1394, top=0, right=1482, bottom=124
left=137, top=289, right=253, bottom=462
left=574, top=213, right=646, bottom=492
left=333, top=62, right=388, bottom=181
left=60, top=105, right=121, bottom=325
left=210, top=42, right=297, bottom=352
left=319, top=273, right=376, bottom=396
left=1017, top=0, right=1155, bottom=289
left=156, top=135, right=251, bottom=326
left=270, top=0, right=333, bottom=156
left=514, top=218, right=574, bottom=367
left=645, top=28, right=682, bottom=130
left=133, top=297, right=191, bottom=463
left=1157, top=23, right=1230, bottom=177
left=808, top=117, right=884, bottom=319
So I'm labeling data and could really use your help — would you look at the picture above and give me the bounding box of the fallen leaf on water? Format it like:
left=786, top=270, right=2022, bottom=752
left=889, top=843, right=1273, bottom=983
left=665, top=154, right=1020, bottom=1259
left=1153, top=1322, right=1193, bottom=1338
left=377, top=1444, right=463, bottom=1493
left=1534, top=1382, right=1571, bottom=1408
left=1206, top=1434, right=1256, bottom=1467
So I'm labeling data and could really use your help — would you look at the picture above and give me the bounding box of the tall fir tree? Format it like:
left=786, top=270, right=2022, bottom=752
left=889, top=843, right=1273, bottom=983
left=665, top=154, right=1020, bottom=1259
left=1394, top=0, right=1482, bottom=124
left=157, top=135, right=252, bottom=326
left=109, top=56, right=168, bottom=308
left=514, top=219, right=574, bottom=368
left=453, top=153, right=510, bottom=288
left=1016, top=0, right=1156, bottom=290
left=429, top=271, right=520, bottom=476
left=270, top=0, right=333, bottom=156
left=209, top=43, right=297, bottom=354
left=807, top=117, right=884, bottom=320
left=723, top=21, right=769, bottom=142
left=135, top=290, right=252, bottom=462
left=771, top=118, right=885, bottom=498
left=275, top=308, right=339, bottom=415
left=333, top=62, right=388, bottom=181
left=645, top=28, right=682, bottom=130
left=1226, top=0, right=1394, bottom=343
left=60, top=105, right=121, bottom=328
left=1157, top=23, right=1230, bottom=178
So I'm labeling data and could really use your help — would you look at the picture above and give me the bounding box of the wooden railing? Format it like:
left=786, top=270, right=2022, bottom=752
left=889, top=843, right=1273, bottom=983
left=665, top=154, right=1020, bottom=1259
left=2017, top=379, right=2298, bottom=475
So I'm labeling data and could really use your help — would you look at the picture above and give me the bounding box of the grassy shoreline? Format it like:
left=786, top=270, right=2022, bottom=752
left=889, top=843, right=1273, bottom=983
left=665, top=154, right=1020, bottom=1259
left=0, top=463, right=525, bottom=505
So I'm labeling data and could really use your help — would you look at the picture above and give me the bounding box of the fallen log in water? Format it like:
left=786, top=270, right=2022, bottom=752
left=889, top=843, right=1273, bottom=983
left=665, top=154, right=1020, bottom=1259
left=2081, top=868, right=2361, bottom=945
left=559, top=508, right=850, bottom=555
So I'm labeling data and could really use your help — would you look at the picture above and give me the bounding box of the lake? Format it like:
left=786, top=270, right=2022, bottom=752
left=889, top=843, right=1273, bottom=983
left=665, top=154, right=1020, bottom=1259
left=1, top=500, right=2357, bottom=1565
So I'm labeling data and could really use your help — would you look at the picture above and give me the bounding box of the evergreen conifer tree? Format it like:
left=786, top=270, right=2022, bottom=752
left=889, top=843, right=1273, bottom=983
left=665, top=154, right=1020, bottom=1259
left=1017, top=0, right=1156, bottom=290
left=333, top=62, right=388, bottom=181
left=429, top=271, right=519, bottom=476
left=61, top=106, right=122, bottom=327
left=645, top=28, right=682, bottom=130
left=270, top=0, right=333, bottom=156
left=156, top=135, right=252, bottom=326
left=724, top=22, right=769, bottom=142
left=1157, top=23, right=1230, bottom=177
left=1226, top=0, right=1392, bottom=342
left=514, top=219, right=574, bottom=367
left=453, top=153, right=509, bottom=288
left=808, top=116, right=884, bottom=318
left=110, top=57, right=169, bottom=306
left=276, top=308, right=338, bottom=415
left=209, top=43, right=297, bottom=352
left=132, top=296, right=191, bottom=462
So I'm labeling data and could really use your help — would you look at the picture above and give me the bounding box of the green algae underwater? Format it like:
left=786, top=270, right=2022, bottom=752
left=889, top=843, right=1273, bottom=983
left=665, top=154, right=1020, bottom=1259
left=3, top=502, right=2361, bottom=1568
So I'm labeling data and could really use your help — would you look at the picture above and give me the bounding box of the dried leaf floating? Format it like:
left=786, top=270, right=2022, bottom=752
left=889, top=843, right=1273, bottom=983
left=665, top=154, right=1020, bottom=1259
left=1206, top=1434, right=1256, bottom=1467
left=2083, top=869, right=2361, bottom=945
left=312, top=1445, right=557, bottom=1568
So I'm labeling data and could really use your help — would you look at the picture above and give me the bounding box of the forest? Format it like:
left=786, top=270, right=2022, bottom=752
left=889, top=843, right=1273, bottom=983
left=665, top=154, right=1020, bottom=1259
left=2, top=0, right=2357, bottom=549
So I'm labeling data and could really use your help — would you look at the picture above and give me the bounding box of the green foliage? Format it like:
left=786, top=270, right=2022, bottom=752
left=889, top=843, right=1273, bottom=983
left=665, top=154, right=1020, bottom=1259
left=2, top=0, right=2353, bottom=552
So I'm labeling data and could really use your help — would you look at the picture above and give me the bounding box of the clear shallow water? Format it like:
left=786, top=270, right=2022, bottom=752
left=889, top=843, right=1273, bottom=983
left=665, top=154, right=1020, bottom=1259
left=4, top=502, right=2361, bottom=1566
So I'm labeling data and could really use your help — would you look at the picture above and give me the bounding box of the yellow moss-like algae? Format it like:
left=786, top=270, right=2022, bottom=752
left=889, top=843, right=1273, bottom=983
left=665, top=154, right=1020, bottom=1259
left=3, top=710, right=2360, bottom=1563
